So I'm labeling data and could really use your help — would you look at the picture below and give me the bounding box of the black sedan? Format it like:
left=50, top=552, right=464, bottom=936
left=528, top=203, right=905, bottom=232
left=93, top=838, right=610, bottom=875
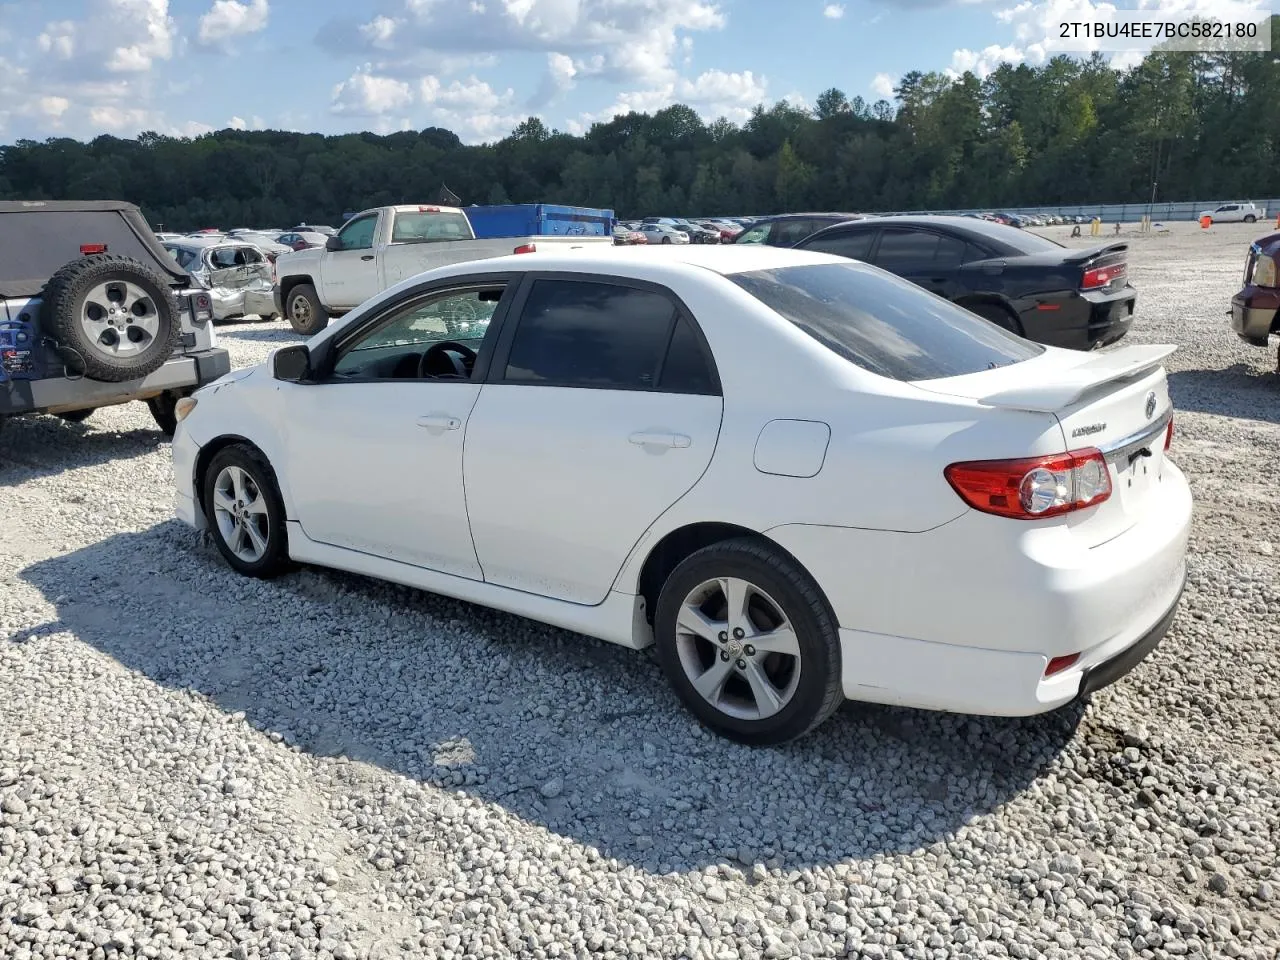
left=794, top=215, right=1135, bottom=350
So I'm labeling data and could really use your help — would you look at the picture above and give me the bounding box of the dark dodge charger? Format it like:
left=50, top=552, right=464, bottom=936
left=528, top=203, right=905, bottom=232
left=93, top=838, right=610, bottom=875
left=793, top=215, right=1136, bottom=350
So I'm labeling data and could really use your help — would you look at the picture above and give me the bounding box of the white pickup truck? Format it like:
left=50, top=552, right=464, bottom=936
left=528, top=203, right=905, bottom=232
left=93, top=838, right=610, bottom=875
left=273, top=204, right=613, bottom=334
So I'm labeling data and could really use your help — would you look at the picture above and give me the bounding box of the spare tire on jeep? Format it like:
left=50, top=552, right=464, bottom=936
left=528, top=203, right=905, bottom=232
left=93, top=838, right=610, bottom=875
left=42, top=254, right=181, bottom=383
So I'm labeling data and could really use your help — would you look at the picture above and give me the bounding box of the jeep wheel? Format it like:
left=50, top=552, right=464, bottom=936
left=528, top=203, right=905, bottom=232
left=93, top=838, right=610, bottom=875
left=1245, top=215, right=1258, bottom=223
left=42, top=254, right=180, bottom=382
left=146, top=389, right=191, bottom=437
left=286, top=284, right=328, bottom=336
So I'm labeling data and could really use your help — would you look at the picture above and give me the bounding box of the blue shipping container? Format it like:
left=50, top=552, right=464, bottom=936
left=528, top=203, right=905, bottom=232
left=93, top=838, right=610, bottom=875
left=465, top=203, right=615, bottom=239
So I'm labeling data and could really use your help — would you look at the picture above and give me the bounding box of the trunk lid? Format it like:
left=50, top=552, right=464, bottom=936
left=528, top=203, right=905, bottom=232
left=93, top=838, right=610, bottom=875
left=915, top=344, right=1176, bottom=545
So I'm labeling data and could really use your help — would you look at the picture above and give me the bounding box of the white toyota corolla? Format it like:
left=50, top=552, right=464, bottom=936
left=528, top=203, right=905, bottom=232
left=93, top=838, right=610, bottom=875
left=171, top=245, right=1192, bottom=744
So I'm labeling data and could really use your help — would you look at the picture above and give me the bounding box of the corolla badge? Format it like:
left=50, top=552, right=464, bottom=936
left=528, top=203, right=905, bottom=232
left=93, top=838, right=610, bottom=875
left=1072, top=423, right=1106, bottom=438
left=1144, top=391, right=1157, bottom=419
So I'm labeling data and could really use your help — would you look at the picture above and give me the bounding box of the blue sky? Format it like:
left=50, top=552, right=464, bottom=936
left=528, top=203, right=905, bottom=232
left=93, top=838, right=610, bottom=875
left=0, top=0, right=1267, bottom=144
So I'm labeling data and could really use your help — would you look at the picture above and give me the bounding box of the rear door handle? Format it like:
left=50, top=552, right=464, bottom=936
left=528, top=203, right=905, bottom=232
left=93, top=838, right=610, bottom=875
left=360, top=255, right=375, bottom=261
left=417, top=414, right=461, bottom=431
left=629, top=431, right=691, bottom=449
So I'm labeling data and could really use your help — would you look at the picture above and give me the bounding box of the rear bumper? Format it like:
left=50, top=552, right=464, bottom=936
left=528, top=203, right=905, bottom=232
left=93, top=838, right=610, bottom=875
left=1, top=348, right=231, bottom=417
left=833, top=564, right=1185, bottom=716
left=1021, top=286, right=1136, bottom=350
left=1230, top=285, right=1279, bottom=344
left=767, top=460, right=1193, bottom=715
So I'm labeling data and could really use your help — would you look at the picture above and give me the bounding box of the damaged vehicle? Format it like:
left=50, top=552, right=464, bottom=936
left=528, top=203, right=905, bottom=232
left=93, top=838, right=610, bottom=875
left=162, top=239, right=278, bottom=322
left=1230, top=232, right=1280, bottom=370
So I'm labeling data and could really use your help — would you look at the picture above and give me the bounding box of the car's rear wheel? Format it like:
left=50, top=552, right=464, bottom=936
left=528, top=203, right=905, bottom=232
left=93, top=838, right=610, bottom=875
left=653, top=538, right=843, bottom=745
left=202, top=444, right=290, bottom=578
left=1245, top=215, right=1257, bottom=223
left=146, top=389, right=191, bottom=436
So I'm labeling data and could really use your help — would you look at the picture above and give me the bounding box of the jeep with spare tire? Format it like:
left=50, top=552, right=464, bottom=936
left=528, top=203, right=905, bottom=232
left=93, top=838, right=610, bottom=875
left=0, top=200, right=231, bottom=437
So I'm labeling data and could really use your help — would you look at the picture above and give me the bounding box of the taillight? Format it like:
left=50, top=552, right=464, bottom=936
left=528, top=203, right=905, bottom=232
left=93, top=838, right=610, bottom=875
left=1082, top=262, right=1126, bottom=290
left=1164, top=417, right=1173, bottom=451
left=80, top=243, right=108, bottom=255
left=1252, top=254, right=1277, bottom=287
left=513, top=243, right=537, bottom=254
left=944, top=448, right=1112, bottom=520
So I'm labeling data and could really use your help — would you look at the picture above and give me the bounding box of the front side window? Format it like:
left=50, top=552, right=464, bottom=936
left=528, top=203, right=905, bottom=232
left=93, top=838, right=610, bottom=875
left=729, top=262, right=1043, bottom=382
left=503, top=279, right=678, bottom=389
left=736, top=224, right=769, bottom=244
left=331, top=286, right=503, bottom=380
left=337, top=215, right=377, bottom=251
left=800, top=229, right=877, bottom=261
left=874, top=228, right=940, bottom=269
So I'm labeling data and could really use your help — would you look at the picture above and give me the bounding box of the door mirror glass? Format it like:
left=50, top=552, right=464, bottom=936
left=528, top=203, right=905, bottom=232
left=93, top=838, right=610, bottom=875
left=273, top=344, right=312, bottom=381
left=325, top=235, right=342, bottom=252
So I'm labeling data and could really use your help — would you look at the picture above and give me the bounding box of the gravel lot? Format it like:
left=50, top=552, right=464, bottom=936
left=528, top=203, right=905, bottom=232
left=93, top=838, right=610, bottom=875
left=2, top=222, right=1278, bottom=960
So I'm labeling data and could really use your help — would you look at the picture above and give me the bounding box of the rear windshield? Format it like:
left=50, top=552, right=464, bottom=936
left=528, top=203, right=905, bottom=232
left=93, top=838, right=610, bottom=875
left=391, top=211, right=471, bottom=243
left=729, top=262, right=1043, bottom=381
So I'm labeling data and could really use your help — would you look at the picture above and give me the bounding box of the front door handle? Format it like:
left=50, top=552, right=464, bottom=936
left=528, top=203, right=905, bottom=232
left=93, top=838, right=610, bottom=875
left=629, top=431, right=691, bottom=449
left=417, top=414, right=461, bottom=431
left=360, top=255, right=375, bottom=261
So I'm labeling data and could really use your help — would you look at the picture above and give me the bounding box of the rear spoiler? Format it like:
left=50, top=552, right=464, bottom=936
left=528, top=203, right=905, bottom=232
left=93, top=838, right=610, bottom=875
left=1061, top=242, right=1127, bottom=264
left=977, top=344, right=1176, bottom=413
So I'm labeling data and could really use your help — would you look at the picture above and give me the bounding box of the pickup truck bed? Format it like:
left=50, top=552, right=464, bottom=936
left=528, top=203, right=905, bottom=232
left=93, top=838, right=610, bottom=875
left=274, top=204, right=613, bottom=334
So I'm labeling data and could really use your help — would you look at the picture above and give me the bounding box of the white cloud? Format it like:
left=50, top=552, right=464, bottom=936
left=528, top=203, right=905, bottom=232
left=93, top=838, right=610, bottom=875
left=823, top=4, right=846, bottom=18
left=36, top=96, right=71, bottom=120
left=947, top=43, right=1023, bottom=77
left=327, top=0, right=727, bottom=88
left=37, top=0, right=178, bottom=75
left=870, top=73, right=896, bottom=98
left=229, top=115, right=247, bottom=129
left=331, top=69, right=416, bottom=115
left=197, top=0, right=269, bottom=48
left=566, top=68, right=768, bottom=132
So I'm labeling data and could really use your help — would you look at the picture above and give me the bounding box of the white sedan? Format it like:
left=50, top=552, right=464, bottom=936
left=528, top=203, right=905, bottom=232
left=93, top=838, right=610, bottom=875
left=171, top=245, right=1192, bottom=744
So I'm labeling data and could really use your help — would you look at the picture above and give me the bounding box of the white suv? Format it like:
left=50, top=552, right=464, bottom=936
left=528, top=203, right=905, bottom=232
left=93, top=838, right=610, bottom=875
left=1199, top=201, right=1265, bottom=224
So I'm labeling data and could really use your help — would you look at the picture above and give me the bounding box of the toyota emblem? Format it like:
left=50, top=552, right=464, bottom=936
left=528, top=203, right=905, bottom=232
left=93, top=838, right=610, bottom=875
left=1144, top=391, right=1157, bottom=419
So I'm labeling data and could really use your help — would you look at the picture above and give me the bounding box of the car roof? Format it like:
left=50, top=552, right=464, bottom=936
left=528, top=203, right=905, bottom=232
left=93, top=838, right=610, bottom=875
left=424, top=243, right=843, bottom=283
left=808, top=213, right=1059, bottom=252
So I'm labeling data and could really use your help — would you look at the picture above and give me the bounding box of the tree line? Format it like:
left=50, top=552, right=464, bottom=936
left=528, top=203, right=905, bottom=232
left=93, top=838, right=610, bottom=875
left=1, top=23, right=1277, bottom=230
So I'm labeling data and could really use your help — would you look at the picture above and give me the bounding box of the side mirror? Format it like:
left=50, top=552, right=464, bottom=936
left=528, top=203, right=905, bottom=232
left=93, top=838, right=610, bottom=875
left=273, top=344, right=312, bottom=382
left=325, top=235, right=342, bottom=252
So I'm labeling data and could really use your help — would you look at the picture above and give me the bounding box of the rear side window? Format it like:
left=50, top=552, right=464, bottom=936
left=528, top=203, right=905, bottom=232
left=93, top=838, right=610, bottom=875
left=729, top=262, right=1043, bottom=382
left=503, top=279, right=677, bottom=389
left=658, top=316, right=719, bottom=394
left=392, top=211, right=472, bottom=243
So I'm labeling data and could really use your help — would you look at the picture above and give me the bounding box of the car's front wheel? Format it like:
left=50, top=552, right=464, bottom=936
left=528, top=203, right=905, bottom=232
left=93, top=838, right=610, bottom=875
left=202, top=444, right=290, bottom=578
left=653, top=538, right=843, bottom=745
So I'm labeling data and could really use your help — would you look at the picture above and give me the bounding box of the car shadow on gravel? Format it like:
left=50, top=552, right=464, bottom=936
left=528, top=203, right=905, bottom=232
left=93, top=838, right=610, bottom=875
left=1167, top=366, right=1280, bottom=424
left=0, top=415, right=168, bottom=479
left=18, top=525, right=1085, bottom=874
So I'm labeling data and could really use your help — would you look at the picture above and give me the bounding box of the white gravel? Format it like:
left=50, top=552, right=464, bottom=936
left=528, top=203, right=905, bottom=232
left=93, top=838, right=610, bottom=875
left=2, top=222, right=1278, bottom=960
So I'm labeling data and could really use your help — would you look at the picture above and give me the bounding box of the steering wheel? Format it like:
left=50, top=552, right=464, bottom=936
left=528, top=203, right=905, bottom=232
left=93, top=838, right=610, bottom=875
left=417, top=340, right=477, bottom=380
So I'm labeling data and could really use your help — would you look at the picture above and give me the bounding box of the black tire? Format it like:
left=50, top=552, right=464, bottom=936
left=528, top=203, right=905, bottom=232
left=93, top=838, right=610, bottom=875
left=55, top=408, right=95, bottom=423
left=146, top=389, right=190, bottom=437
left=662, top=236, right=672, bottom=245
left=968, top=302, right=1024, bottom=336
left=42, top=254, right=180, bottom=382
left=202, top=444, right=290, bottom=578
left=653, top=537, right=843, bottom=745
left=1245, top=215, right=1257, bottom=223
left=286, top=284, right=328, bottom=336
